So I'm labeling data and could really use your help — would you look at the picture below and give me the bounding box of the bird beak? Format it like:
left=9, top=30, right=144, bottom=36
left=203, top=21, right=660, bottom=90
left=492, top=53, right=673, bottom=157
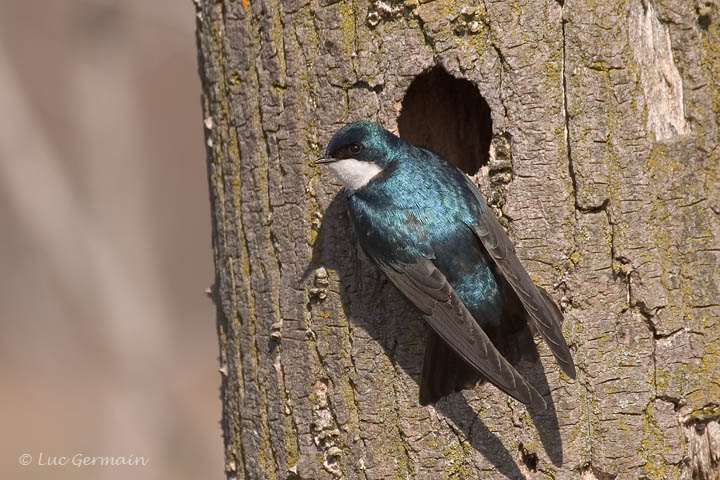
left=315, top=157, right=335, bottom=165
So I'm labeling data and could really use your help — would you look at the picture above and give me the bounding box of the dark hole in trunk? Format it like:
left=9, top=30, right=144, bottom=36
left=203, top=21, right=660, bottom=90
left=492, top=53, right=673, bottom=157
left=398, top=66, right=493, bottom=175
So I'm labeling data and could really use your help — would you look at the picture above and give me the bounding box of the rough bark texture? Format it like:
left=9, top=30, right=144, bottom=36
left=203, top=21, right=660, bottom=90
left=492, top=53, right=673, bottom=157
left=195, top=0, right=720, bottom=478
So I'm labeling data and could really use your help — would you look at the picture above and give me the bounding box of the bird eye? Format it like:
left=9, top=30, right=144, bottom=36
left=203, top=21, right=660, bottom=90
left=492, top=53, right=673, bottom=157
left=349, top=143, right=363, bottom=155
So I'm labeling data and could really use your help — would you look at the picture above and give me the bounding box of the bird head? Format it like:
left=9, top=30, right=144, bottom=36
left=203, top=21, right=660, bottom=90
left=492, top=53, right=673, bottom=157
left=316, top=121, right=399, bottom=190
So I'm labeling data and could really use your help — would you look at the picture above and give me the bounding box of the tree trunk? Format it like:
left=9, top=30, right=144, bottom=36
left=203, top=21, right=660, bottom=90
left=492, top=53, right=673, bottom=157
left=195, top=0, right=720, bottom=478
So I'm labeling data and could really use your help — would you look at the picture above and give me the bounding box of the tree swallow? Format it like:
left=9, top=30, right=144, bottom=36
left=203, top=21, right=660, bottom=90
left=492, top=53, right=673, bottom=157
left=317, top=121, right=576, bottom=408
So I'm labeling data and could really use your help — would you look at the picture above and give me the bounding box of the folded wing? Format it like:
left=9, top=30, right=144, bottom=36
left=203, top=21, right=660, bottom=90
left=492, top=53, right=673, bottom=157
left=462, top=177, right=576, bottom=379
left=379, top=259, right=547, bottom=409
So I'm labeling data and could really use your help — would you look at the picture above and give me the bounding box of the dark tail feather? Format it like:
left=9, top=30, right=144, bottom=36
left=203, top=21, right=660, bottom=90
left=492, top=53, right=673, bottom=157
left=419, top=329, right=481, bottom=405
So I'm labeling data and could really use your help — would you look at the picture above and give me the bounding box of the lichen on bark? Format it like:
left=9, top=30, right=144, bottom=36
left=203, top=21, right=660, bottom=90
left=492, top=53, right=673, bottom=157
left=195, top=0, right=720, bottom=478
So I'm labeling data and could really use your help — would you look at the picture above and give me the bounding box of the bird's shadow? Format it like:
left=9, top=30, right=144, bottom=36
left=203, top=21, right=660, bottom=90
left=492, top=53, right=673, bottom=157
left=304, top=192, right=564, bottom=479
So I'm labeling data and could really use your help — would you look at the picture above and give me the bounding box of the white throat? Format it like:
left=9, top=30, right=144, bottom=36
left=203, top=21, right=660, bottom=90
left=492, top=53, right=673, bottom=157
left=328, top=158, right=383, bottom=190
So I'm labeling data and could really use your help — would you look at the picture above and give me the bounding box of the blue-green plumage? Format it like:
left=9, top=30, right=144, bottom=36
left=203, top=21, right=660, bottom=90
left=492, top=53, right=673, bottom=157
left=318, top=121, right=575, bottom=407
left=347, top=142, right=504, bottom=327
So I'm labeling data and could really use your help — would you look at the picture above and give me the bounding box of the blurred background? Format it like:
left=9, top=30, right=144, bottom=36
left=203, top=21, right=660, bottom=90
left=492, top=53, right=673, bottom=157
left=0, top=1, right=222, bottom=479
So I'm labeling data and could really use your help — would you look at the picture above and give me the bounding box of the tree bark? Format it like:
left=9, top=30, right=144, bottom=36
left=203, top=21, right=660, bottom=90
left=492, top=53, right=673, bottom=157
left=195, top=0, right=720, bottom=478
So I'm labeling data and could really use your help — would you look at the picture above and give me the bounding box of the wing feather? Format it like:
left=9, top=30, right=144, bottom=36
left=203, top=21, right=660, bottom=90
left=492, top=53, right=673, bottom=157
left=379, top=260, right=547, bottom=409
left=462, top=177, right=576, bottom=379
